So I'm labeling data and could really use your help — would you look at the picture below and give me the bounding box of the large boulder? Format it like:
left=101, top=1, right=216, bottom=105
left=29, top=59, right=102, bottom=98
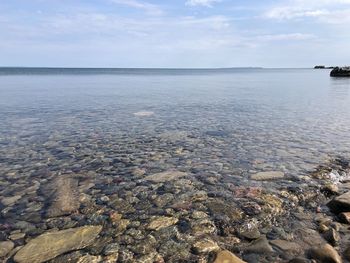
left=330, top=67, right=350, bottom=77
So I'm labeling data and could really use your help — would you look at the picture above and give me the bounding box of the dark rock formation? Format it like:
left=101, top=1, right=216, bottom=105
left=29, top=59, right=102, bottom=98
left=330, top=67, right=350, bottom=77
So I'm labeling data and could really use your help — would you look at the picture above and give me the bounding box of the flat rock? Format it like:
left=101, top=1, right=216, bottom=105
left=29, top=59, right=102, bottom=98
left=251, top=171, right=284, bottom=181
left=147, top=216, right=178, bottom=231
left=14, top=225, right=102, bottom=263
left=270, top=240, right=301, bottom=254
left=328, top=191, right=350, bottom=213
left=1, top=195, right=22, bottom=206
left=244, top=236, right=274, bottom=254
left=214, top=250, right=247, bottom=263
left=192, top=239, right=220, bottom=254
left=43, top=176, right=80, bottom=217
left=309, top=243, right=342, bottom=263
left=0, top=241, right=14, bottom=257
left=144, top=170, right=188, bottom=183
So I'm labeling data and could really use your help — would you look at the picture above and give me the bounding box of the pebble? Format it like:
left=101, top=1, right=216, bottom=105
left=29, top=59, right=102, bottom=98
left=1, top=195, right=22, bottom=206
left=147, top=216, right=178, bottom=231
left=144, top=170, right=188, bottom=183
left=192, top=239, right=220, bottom=254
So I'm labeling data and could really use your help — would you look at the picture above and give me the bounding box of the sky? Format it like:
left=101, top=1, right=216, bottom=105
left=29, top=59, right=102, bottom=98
left=0, top=0, right=349, bottom=68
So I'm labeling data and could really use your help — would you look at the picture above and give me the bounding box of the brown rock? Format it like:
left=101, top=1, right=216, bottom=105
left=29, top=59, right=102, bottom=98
left=44, top=176, right=80, bottom=217
left=214, top=250, right=247, bottom=263
left=14, top=225, right=102, bottom=263
left=0, top=241, right=15, bottom=257
left=251, top=171, right=284, bottom=181
left=309, top=243, right=342, bottom=263
left=339, top=212, right=350, bottom=224
left=270, top=240, right=301, bottom=254
left=328, top=191, right=350, bottom=213
left=193, top=239, right=220, bottom=254
left=147, top=217, right=178, bottom=231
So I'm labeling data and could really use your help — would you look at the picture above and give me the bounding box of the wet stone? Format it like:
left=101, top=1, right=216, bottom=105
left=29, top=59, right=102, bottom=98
left=147, top=216, right=178, bottom=231
left=309, top=244, right=342, bottom=263
left=0, top=241, right=14, bottom=257
left=193, top=239, right=220, bottom=254
left=144, top=170, right=188, bottom=183
left=214, top=250, right=247, bottom=263
left=244, top=236, right=274, bottom=254
left=14, top=225, right=102, bottom=263
left=328, top=191, right=350, bottom=213
left=270, top=240, right=302, bottom=254
left=251, top=171, right=285, bottom=181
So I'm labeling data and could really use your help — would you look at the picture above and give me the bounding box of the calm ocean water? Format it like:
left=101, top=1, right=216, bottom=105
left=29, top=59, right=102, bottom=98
left=1, top=68, right=350, bottom=262
left=1, top=68, right=350, bottom=176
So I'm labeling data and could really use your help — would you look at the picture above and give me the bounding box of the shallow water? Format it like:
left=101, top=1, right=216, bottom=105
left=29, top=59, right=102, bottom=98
left=1, top=68, right=350, bottom=262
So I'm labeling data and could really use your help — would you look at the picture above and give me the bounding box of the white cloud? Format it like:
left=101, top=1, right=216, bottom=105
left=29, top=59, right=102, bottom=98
left=185, top=0, right=221, bottom=7
left=110, top=0, right=164, bottom=15
left=256, top=33, right=315, bottom=41
left=265, top=7, right=329, bottom=19
left=264, top=0, right=350, bottom=21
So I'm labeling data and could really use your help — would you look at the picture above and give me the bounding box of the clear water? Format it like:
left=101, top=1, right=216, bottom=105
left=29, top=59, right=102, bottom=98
left=1, top=68, right=350, bottom=177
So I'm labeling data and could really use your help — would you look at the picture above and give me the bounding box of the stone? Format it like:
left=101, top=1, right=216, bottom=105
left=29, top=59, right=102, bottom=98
left=10, top=232, right=25, bottom=240
left=339, top=212, right=350, bottom=224
left=214, top=250, right=247, bottom=263
left=0, top=241, right=14, bottom=257
left=323, top=228, right=340, bottom=246
left=44, top=176, right=80, bottom=217
left=270, top=240, right=301, bottom=254
left=344, top=246, right=350, bottom=261
left=192, top=239, right=220, bottom=254
left=133, top=111, right=154, bottom=117
left=1, top=195, right=22, bottom=206
left=309, top=244, right=342, bottom=263
left=239, top=227, right=261, bottom=240
left=245, top=236, right=274, bottom=254
left=103, top=243, right=120, bottom=256
left=328, top=191, right=350, bottom=213
left=144, top=170, right=187, bottom=183
left=251, top=171, right=284, bottom=181
left=77, top=254, right=102, bottom=263
left=147, top=216, right=178, bottom=231
left=14, top=225, right=102, bottom=263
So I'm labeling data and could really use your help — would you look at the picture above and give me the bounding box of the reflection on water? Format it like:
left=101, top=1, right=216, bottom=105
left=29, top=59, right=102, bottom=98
left=0, top=68, right=350, bottom=262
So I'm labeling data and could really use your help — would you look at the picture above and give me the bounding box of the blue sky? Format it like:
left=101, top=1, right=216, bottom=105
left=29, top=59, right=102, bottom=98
left=0, top=0, right=349, bottom=67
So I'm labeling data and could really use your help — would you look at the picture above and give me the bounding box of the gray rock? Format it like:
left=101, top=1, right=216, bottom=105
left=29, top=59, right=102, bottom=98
left=251, top=171, right=284, bottom=181
left=330, top=67, right=350, bottom=77
left=245, top=236, right=274, bottom=254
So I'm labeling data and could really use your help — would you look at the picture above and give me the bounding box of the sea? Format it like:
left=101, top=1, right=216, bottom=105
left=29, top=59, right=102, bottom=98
left=1, top=67, right=350, bottom=262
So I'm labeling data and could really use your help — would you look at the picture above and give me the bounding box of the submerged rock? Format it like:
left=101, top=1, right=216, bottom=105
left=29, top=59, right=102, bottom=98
left=14, top=225, right=102, bottom=263
left=0, top=241, right=14, bottom=257
left=192, top=239, right=220, bottom=254
left=147, top=216, right=178, bottom=231
left=43, top=176, right=80, bottom=217
left=144, top=170, right=188, bottom=183
left=251, top=171, right=285, bottom=181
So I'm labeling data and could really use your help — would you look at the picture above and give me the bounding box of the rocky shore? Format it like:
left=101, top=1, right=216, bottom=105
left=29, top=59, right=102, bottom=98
left=1, top=154, right=350, bottom=262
